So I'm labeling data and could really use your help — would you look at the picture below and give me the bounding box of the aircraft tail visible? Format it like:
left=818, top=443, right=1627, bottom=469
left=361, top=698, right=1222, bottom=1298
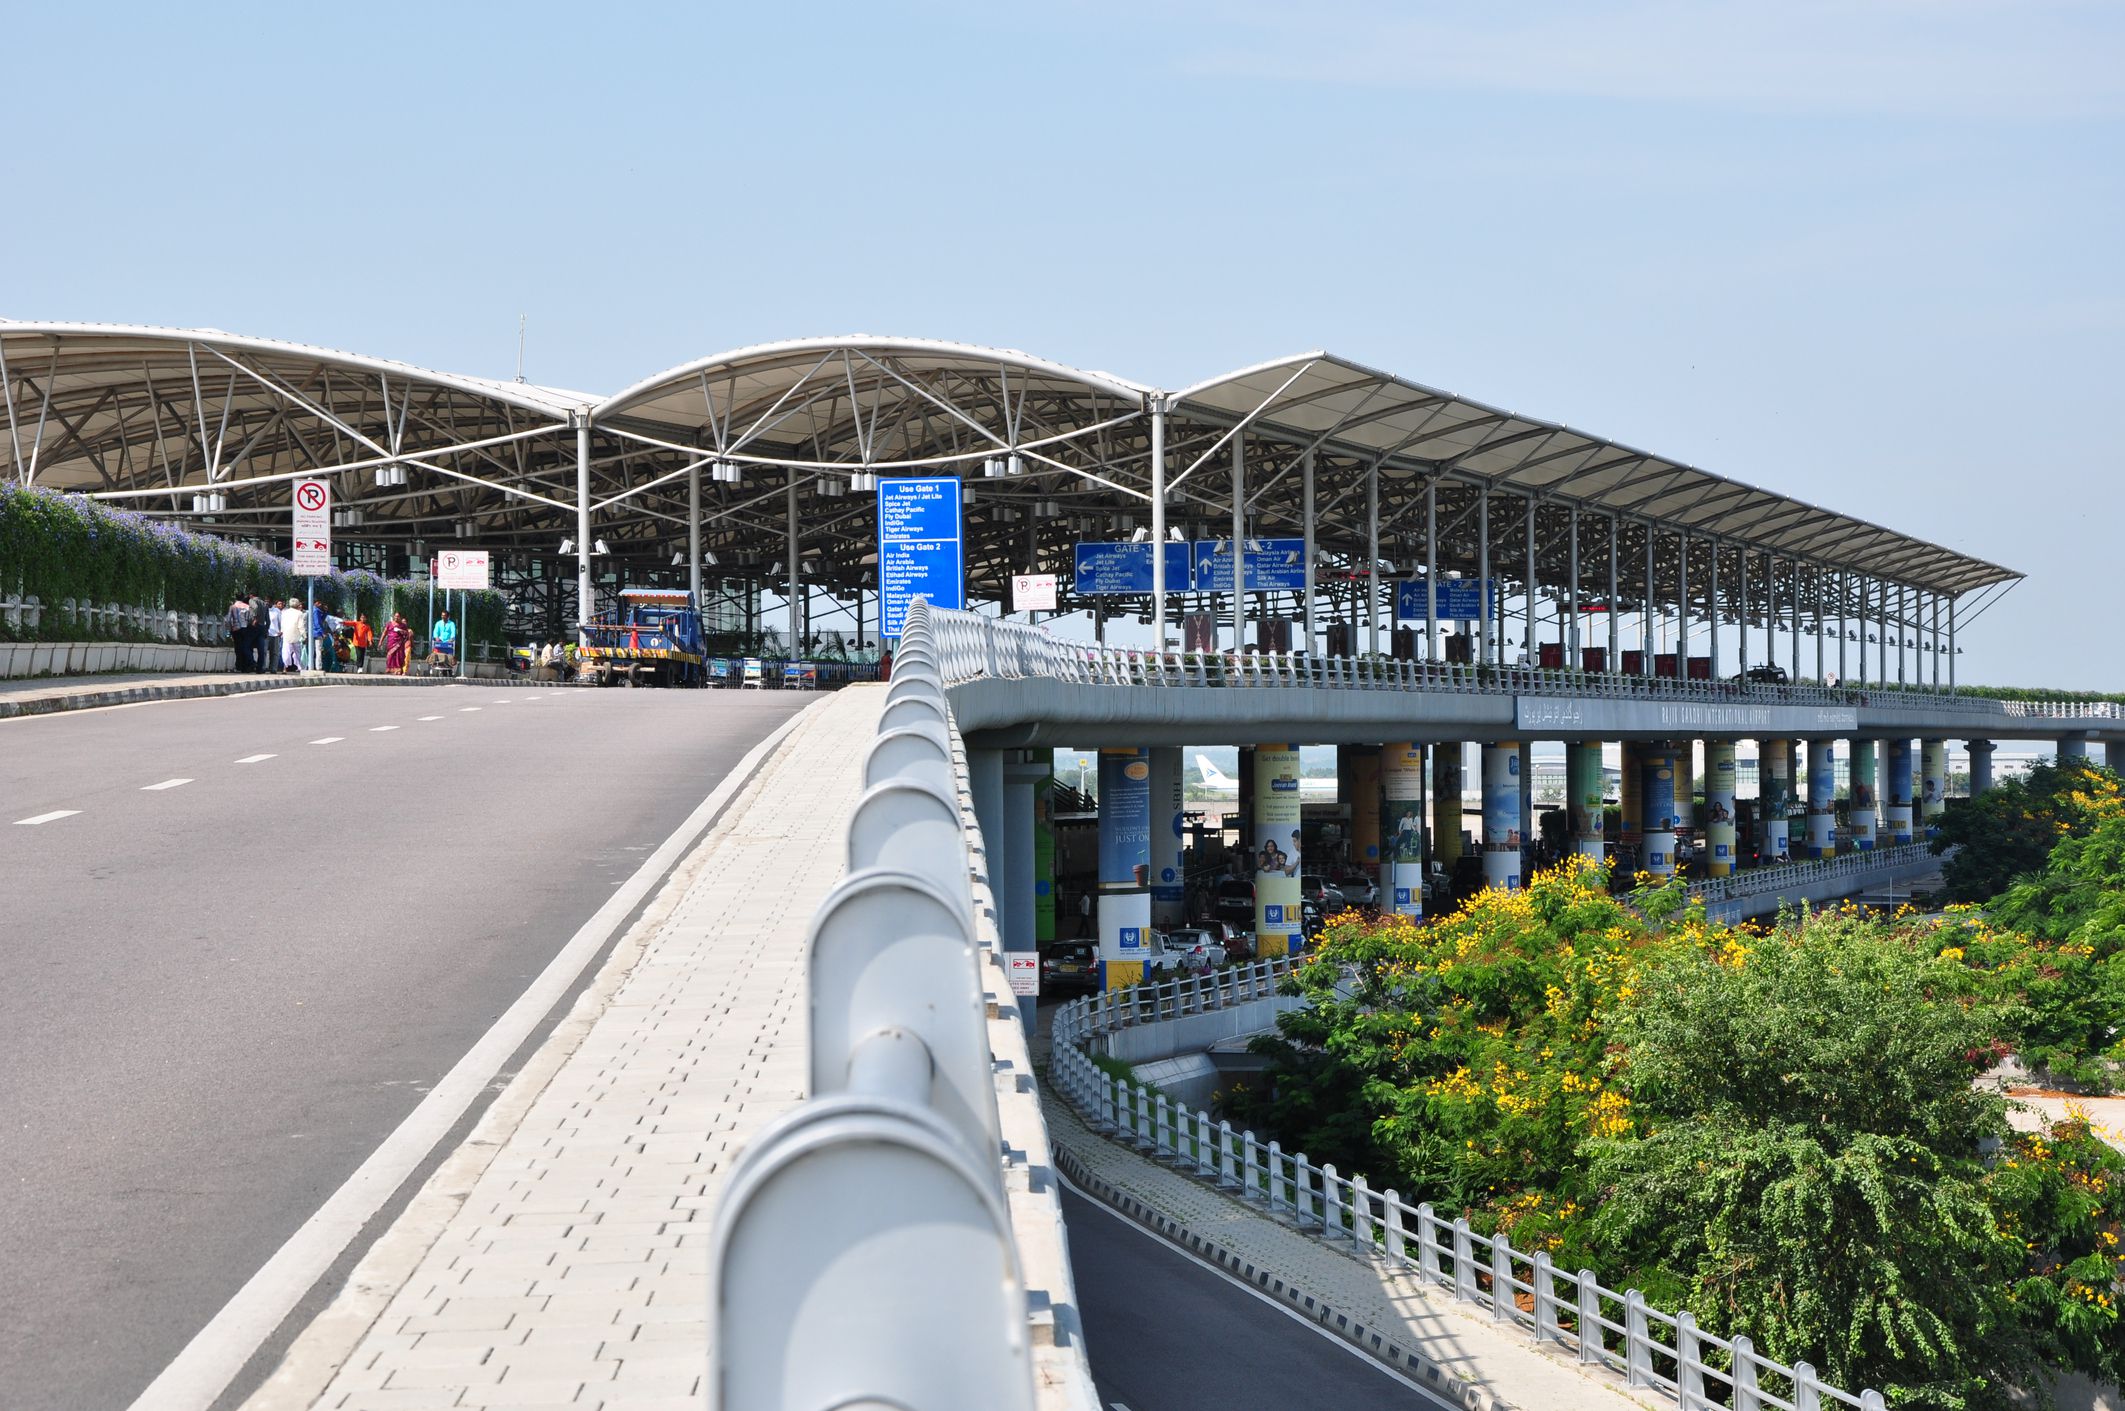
left=1195, top=753, right=1236, bottom=790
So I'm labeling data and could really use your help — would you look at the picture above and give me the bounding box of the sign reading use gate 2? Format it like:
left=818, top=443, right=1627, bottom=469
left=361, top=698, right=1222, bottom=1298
left=1395, top=577, right=1498, bottom=622
left=291, top=478, right=332, bottom=575
left=878, top=477, right=964, bottom=638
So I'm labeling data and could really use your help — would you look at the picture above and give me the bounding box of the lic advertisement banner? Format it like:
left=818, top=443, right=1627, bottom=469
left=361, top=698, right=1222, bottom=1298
left=1481, top=744, right=1522, bottom=890
left=1382, top=742, right=1425, bottom=917
left=1252, top=745, right=1304, bottom=955
left=877, top=477, right=964, bottom=638
left=1096, top=748, right=1152, bottom=989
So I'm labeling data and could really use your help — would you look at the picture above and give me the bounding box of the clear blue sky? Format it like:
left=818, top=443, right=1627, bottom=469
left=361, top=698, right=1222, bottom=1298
left=6, top=2, right=2119, bottom=686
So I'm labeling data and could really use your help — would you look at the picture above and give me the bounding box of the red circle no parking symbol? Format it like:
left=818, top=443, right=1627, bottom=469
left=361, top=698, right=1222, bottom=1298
left=295, top=482, right=327, bottom=512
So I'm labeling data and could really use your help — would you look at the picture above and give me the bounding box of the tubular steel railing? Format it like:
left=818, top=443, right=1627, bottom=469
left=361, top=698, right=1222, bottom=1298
left=929, top=608, right=2119, bottom=725
left=1681, top=841, right=1938, bottom=906
left=1050, top=959, right=1887, bottom=1411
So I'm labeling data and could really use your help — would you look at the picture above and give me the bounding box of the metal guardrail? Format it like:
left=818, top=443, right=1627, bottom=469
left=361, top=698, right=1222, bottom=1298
left=1051, top=960, right=1887, bottom=1411
left=1682, top=841, right=1938, bottom=906
left=929, top=608, right=2122, bottom=725
left=707, top=598, right=1094, bottom=1411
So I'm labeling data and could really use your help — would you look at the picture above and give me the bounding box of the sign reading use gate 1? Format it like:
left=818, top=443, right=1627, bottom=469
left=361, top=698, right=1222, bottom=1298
left=291, top=479, right=332, bottom=575
left=878, top=477, right=964, bottom=638
left=436, top=550, right=491, bottom=591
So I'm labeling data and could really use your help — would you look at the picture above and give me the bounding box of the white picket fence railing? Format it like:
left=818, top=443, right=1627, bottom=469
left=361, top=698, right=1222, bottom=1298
left=1050, top=958, right=1886, bottom=1411
left=1682, top=841, right=1938, bottom=906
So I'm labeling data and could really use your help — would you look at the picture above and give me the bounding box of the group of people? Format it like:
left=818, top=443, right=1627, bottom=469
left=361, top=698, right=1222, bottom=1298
left=222, top=589, right=452, bottom=676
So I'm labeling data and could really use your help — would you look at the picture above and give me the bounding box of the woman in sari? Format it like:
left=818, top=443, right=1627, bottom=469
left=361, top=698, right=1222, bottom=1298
left=383, top=613, right=412, bottom=674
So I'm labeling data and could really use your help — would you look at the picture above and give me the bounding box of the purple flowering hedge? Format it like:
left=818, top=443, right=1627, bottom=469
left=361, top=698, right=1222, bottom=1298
left=0, top=484, right=503, bottom=647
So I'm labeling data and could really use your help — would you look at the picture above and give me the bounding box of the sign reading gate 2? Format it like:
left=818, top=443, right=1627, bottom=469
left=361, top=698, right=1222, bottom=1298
left=878, top=477, right=964, bottom=638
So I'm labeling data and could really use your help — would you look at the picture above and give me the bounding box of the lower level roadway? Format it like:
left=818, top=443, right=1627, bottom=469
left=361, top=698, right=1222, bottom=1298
left=1062, top=1186, right=1452, bottom=1411
left=0, top=683, right=809, bottom=1410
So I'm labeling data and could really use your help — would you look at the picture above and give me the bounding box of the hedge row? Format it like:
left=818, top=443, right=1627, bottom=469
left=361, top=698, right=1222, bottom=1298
left=0, top=484, right=504, bottom=648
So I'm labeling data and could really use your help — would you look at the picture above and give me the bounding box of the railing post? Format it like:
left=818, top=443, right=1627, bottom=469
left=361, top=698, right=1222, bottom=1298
left=1491, top=1231, right=1513, bottom=1321
left=1625, top=1288, right=1651, bottom=1386
left=1267, top=1141, right=1286, bottom=1213
left=1219, top=1120, right=1240, bottom=1188
left=1576, top=1271, right=1602, bottom=1364
left=1452, top=1218, right=1477, bottom=1302
left=1382, top=1189, right=1407, bottom=1266
left=1295, top=1154, right=1315, bottom=1225
left=1793, top=1362, right=1821, bottom=1411
left=1676, top=1310, right=1703, bottom=1410
left=1732, top=1334, right=1760, bottom=1410
left=1097, top=1072, right=1116, bottom=1131
left=1321, top=1162, right=1342, bottom=1238
left=1416, top=1203, right=1443, bottom=1282
left=1194, top=1110, right=1216, bottom=1177
left=1153, top=1094, right=1173, bottom=1156
left=1532, top=1251, right=1560, bottom=1343
left=1860, top=1392, right=1887, bottom=1411
left=1350, top=1173, right=1374, bottom=1253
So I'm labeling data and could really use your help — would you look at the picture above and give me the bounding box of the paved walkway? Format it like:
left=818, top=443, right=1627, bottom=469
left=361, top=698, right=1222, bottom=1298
left=246, top=685, right=881, bottom=1411
left=1041, top=1089, right=1648, bottom=1411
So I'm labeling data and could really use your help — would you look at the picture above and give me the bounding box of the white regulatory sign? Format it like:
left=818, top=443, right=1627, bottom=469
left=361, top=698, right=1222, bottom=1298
left=1011, top=572, right=1057, bottom=612
left=291, top=478, right=332, bottom=575
left=1006, top=953, right=1041, bottom=997
left=436, top=550, right=491, bottom=590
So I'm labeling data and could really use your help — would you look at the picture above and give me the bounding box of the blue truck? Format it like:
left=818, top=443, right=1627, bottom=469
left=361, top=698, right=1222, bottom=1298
left=577, top=588, right=708, bottom=687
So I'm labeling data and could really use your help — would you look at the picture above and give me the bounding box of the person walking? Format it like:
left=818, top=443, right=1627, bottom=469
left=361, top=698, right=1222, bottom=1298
left=247, top=588, right=270, bottom=672
left=1076, top=889, right=1094, bottom=939
left=264, top=597, right=283, bottom=671
left=383, top=612, right=411, bottom=674
left=432, top=609, right=458, bottom=671
left=280, top=597, right=308, bottom=672
left=307, top=596, right=328, bottom=672
left=224, top=592, right=254, bottom=672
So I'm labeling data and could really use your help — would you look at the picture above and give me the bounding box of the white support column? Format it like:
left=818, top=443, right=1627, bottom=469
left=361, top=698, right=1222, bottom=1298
left=1424, top=478, right=1438, bottom=661
left=1708, top=539, right=1720, bottom=678
left=1367, top=458, right=1381, bottom=656
left=575, top=416, right=593, bottom=630
left=1677, top=532, right=1690, bottom=674
left=1947, top=594, right=1957, bottom=693
left=1643, top=525, right=1656, bottom=676
left=688, top=458, right=702, bottom=603
left=1150, top=400, right=1168, bottom=649
left=1523, top=496, right=1536, bottom=663
left=1606, top=514, right=1619, bottom=670
left=1301, top=447, right=1316, bottom=655
left=1231, top=435, right=1246, bottom=651
left=1738, top=548, right=1750, bottom=676
left=1567, top=504, right=1580, bottom=663
left=1838, top=570, right=1849, bottom=684
left=786, top=470, right=802, bottom=650
left=1813, top=564, right=1825, bottom=684
left=1478, top=491, right=1493, bottom=666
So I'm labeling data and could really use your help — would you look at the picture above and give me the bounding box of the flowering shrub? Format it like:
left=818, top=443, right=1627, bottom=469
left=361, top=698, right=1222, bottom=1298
left=0, top=484, right=507, bottom=648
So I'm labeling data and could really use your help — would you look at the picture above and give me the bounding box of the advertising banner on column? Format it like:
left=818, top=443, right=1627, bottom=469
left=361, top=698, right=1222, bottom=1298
left=1432, top=745, right=1464, bottom=867
left=1351, top=750, right=1382, bottom=868
left=1703, top=741, right=1737, bottom=877
left=1760, top=739, right=1793, bottom=862
left=1920, top=740, right=1948, bottom=821
left=1382, top=743, right=1425, bottom=916
left=1619, top=742, right=1642, bottom=864
left=1567, top=742, right=1606, bottom=863
left=1097, top=748, right=1152, bottom=989
left=1148, top=746, right=1185, bottom=925
left=1849, top=741, right=1877, bottom=850
left=1641, top=746, right=1676, bottom=876
left=1807, top=741, right=1837, bottom=858
left=1481, top=743, right=1522, bottom=891
left=1253, top=745, right=1304, bottom=956
left=1033, top=775, right=1057, bottom=942
left=1885, top=739, right=1914, bottom=845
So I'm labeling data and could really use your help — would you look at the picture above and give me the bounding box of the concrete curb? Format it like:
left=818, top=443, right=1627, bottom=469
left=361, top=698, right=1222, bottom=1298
left=0, top=672, right=562, bottom=721
left=1051, top=1139, right=1505, bottom=1411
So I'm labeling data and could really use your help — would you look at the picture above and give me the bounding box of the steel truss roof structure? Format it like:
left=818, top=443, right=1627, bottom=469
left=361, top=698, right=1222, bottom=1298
left=1, top=323, right=2018, bottom=649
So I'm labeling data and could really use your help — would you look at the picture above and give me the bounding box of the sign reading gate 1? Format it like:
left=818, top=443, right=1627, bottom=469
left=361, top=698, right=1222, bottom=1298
left=878, top=477, right=964, bottom=638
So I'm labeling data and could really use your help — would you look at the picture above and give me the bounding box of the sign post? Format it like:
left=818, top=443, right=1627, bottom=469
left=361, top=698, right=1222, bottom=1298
left=877, top=478, right=964, bottom=639
left=291, top=479, right=332, bottom=671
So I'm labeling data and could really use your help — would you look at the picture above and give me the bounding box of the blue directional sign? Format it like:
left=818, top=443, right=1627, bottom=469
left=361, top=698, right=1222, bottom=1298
left=878, top=477, right=964, bottom=638
left=1072, top=541, right=1194, bottom=595
left=1395, top=577, right=1499, bottom=622
left=1193, top=538, right=1308, bottom=592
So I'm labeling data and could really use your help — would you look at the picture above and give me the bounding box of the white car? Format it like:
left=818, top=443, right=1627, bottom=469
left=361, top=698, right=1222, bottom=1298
left=1159, top=926, right=1227, bottom=970
left=1332, top=871, right=1378, bottom=908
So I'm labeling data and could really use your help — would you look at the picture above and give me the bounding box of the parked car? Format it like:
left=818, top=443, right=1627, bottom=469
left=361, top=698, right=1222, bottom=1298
left=1194, top=919, right=1252, bottom=961
left=1332, top=869, right=1378, bottom=908
left=1040, top=940, right=1100, bottom=997
left=1298, top=874, right=1338, bottom=912
left=1212, top=878, right=1254, bottom=927
left=1733, top=663, right=1790, bottom=685
left=1137, top=930, right=1193, bottom=980
left=1160, top=925, right=1226, bottom=969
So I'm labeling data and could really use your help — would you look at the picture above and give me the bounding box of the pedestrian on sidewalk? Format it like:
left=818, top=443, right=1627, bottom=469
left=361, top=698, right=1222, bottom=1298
left=307, top=597, right=328, bottom=672
left=225, top=592, right=254, bottom=672
left=383, top=613, right=411, bottom=674
left=432, top=609, right=458, bottom=671
left=247, top=588, right=270, bottom=672
left=349, top=615, right=374, bottom=672
left=1077, top=889, right=1094, bottom=938
left=280, top=598, right=308, bottom=671
left=264, top=597, right=283, bottom=672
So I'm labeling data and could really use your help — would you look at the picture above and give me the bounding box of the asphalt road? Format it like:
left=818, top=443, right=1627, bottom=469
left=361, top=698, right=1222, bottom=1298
left=0, top=682, right=809, bottom=1410
left=1062, top=1186, right=1451, bottom=1411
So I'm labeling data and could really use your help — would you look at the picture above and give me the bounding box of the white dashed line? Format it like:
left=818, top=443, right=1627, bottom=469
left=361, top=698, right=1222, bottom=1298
left=14, top=810, right=80, bottom=826
left=417, top=715, right=443, bottom=722
left=141, top=778, right=194, bottom=791
left=458, top=707, right=481, bottom=712
left=369, top=725, right=400, bottom=732
left=311, top=737, right=344, bottom=745
left=235, top=754, right=277, bottom=764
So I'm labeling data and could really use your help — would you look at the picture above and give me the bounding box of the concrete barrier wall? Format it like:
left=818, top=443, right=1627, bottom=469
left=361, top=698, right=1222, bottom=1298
left=0, top=641, right=233, bottom=677
left=1102, top=994, right=1299, bottom=1065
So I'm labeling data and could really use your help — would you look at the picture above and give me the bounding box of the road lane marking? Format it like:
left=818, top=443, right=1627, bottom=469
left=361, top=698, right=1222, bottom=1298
left=458, top=707, right=481, bottom=712
left=311, top=737, right=344, bottom=745
left=369, top=725, right=400, bottom=732
left=417, top=715, right=443, bottom=721
left=235, top=754, right=277, bottom=764
left=141, top=779, right=194, bottom=791
left=13, top=810, right=80, bottom=826
left=125, top=701, right=824, bottom=1411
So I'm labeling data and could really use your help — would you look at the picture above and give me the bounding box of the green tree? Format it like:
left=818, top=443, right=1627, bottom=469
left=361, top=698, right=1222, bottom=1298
left=1932, top=760, right=2121, bottom=904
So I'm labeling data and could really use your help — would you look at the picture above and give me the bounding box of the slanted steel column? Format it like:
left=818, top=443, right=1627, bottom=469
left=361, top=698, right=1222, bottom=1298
left=575, top=416, right=593, bottom=630
left=1150, top=400, right=1168, bottom=648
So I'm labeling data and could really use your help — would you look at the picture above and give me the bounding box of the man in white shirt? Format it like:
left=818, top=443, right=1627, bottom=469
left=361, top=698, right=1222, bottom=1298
left=280, top=599, right=309, bottom=672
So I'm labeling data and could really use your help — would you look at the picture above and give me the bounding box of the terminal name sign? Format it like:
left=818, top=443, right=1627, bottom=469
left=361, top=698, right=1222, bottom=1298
left=291, top=478, right=332, bottom=575
left=1516, top=697, right=1860, bottom=735
left=878, top=477, right=965, bottom=638
left=436, top=550, right=491, bottom=590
